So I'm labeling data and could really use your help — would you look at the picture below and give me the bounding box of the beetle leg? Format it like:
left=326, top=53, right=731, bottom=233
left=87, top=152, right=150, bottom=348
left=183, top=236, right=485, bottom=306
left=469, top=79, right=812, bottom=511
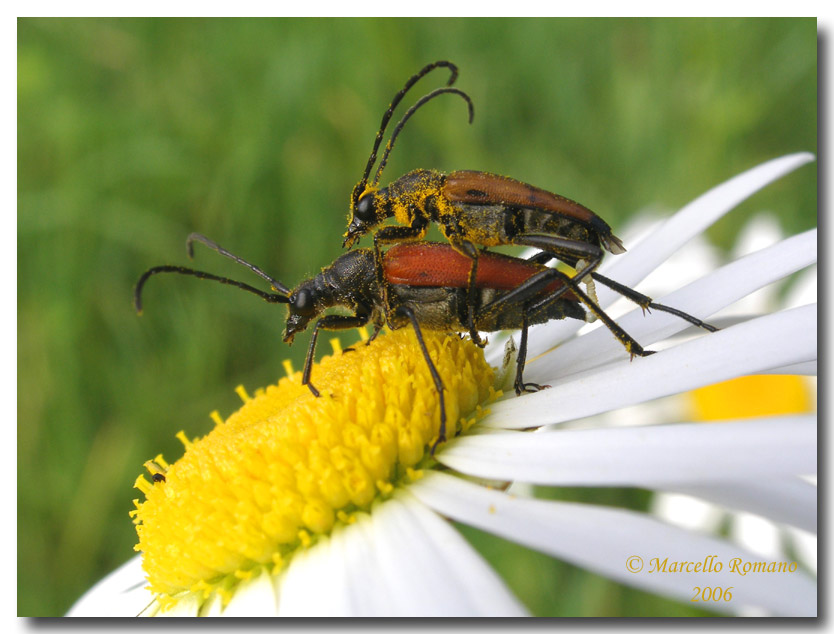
left=513, top=233, right=603, bottom=267
left=303, top=313, right=371, bottom=397
left=590, top=272, right=719, bottom=333
left=373, top=223, right=429, bottom=302
left=475, top=267, right=564, bottom=322
left=515, top=241, right=719, bottom=334
left=466, top=254, right=484, bottom=346
left=525, top=251, right=555, bottom=266
left=514, top=311, right=550, bottom=395
left=477, top=262, right=654, bottom=360
left=523, top=269, right=655, bottom=360
left=394, top=304, right=448, bottom=456
left=373, top=222, right=430, bottom=245
left=446, top=238, right=486, bottom=348
left=372, top=233, right=387, bottom=305
left=512, top=234, right=604, bottom=302
left=366, top=323, right=384, bottom=344
left=475, top=249, right=601, bottom=322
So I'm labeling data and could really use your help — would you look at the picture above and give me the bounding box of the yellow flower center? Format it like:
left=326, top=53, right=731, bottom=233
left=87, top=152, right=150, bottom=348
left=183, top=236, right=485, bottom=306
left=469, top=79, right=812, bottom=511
left=131, top=328, right=495, bottom=606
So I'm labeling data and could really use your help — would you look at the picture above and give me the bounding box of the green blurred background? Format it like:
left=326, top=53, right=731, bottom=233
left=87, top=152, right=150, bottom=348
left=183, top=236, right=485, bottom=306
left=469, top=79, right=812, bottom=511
left=18, top=18, right=816, bottom=616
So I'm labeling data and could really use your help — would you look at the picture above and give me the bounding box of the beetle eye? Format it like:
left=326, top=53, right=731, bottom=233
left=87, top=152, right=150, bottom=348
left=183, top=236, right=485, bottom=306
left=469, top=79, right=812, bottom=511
left=292, top=289, right=315, bottom=316
left=355, top=194, right=375, bottom=222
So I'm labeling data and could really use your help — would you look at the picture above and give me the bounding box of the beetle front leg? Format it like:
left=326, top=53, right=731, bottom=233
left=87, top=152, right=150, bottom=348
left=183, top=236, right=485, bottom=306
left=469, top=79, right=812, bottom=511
left=303, top=313, right=371, bottom=397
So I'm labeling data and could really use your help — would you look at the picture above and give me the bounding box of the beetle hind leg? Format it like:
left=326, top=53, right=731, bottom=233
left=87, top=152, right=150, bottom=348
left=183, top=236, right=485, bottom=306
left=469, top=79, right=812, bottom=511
left=591, top=272, right=719, bottom=333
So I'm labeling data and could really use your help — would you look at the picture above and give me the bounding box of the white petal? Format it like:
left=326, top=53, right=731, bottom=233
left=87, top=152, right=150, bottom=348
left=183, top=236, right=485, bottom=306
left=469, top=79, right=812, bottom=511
left=651, top=493, right=724, bottom=532
left=484, top=304, right=815, bottom=428
left=761, top=361, right=816, bottom=375
left=275, top=497, right=526, bottom=616
left=276, top=525, right=357, bottom=616
left=66, top=555, right=156, bottom=617
left=731, top=214, right=785, bottom=259
left=516, top=152, right=815, bottom=361
left=412, top=472, right=816, bottom=616
left=367, top=494, right=527, bottom=616
left=442, top=415, right=815, bottom=487
left=786, top=527, right=817, bottom=574
left=526, top=229, right=817, bottom=383
left=730, top=513, right=783, bottom=559
left=158, top=593, right=202, bottom=617
left=219, top=567, right=279, bottom=616
left=667, top=477, right=816, bottom=534
left=784, top=265, right=818, bottom=308
left=278, top=510, right=398, bottom=616
left=199, top=593, right=224, bottom=616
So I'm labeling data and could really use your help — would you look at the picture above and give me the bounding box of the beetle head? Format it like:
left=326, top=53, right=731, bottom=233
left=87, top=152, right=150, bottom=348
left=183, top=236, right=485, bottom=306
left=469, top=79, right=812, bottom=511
left=282, top=282, right=320, bottom=344
left=343, top=183, right=386, bottom=248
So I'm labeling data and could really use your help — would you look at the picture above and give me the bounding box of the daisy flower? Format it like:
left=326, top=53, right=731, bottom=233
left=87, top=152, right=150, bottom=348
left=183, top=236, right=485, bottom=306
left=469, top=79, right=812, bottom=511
left=68, top=153, right=816, bottom=617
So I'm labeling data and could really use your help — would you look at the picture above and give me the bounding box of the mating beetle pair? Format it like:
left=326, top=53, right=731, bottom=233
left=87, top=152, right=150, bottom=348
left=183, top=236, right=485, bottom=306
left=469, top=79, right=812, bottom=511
left=136, top=61, right=716, bottom=452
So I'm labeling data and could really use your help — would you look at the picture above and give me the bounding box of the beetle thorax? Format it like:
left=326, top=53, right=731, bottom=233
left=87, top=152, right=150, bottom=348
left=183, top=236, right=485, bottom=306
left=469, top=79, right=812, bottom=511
left=386, top=169, right=446, bottom=228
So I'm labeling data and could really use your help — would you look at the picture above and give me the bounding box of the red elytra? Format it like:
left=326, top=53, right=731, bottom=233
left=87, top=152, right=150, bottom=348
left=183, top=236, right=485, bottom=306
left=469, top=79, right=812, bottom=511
left=443, top=170, right=598, bottom=226
left=383, top=242, right=579, bottom=301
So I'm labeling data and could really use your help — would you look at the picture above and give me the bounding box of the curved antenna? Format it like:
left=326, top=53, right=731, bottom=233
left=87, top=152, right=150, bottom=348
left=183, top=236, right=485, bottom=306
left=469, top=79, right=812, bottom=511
left=373, top=87, right=475, bottom=187
left=186, top=232, right=291, bottom=295
left=134, top=265, right=289, bottom=314
left=357, top=61, right=459, bottom=193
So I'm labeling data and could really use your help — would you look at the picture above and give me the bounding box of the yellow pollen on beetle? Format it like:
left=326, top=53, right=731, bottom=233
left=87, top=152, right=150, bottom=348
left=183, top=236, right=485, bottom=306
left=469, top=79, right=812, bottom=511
left=132, top=328, right=494, bottom=606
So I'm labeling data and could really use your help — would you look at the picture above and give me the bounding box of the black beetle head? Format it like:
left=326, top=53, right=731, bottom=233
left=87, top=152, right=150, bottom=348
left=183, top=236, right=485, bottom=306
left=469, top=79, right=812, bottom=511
left=282, top=284, right=319, bottom=343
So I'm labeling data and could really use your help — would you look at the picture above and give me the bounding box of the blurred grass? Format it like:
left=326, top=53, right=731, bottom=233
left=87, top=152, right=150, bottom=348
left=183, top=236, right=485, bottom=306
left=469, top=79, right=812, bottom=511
left=18, top=18, right=816, bottom=616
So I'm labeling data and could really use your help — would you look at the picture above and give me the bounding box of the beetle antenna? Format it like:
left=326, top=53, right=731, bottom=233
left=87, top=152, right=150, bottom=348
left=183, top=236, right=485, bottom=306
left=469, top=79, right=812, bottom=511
left=373, top=87, right=474, bottom=187
left=134, top=265, right=289, bottom=315
left=186, top=232, right=291, bottom=295
left=358, top=61, right=459, bottom=193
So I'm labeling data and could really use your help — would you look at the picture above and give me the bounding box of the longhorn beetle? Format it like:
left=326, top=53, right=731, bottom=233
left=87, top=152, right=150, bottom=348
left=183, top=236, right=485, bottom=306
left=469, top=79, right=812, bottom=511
left=342, top=61, right=717, bottom=350
left=135, top=234, right=660, bottom=453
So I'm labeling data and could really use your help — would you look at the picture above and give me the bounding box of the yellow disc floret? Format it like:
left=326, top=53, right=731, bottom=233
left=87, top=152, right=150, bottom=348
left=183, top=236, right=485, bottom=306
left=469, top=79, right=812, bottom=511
left=132, top=328, right=495, bottom=604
